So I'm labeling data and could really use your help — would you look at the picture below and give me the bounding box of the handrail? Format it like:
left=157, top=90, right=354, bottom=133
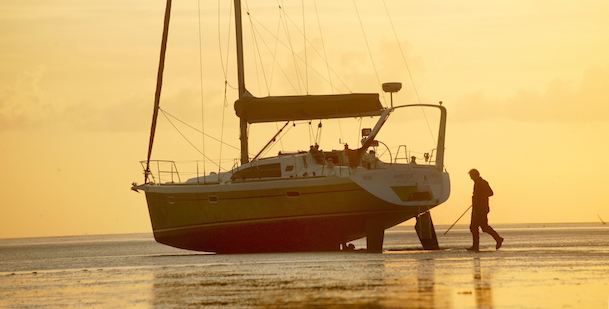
left=394, top=145, right=408, bottom=163
left=140, top=160, right=181, bottom=184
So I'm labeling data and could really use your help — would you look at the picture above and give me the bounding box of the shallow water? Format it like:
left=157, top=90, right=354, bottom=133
left=1, top=223, right=608, bottom=308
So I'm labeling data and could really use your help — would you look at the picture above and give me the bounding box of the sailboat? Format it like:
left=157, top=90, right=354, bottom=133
left=132, top=0, right=450, bottom=253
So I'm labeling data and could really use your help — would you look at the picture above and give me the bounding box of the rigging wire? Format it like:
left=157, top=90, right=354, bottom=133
left=382, top=0, right=436, bottom=145
left=217, top=0, right=240, bottom=172
left=254, top=30, right=339, bottom=93
left=243, top=0, right=270, bottom=95
left=313, top=0, right=344, bottom=143
left=275, top=122, right=285, bottom=152
left=316, top=121, right=323, bottom=145
left=253, top=121, right=290, bottom=161
left=279, top=10, right=352, bottom=92
left=278, top=0, right=304, bottom=94
left=246, top=12, right=351, bottom=94
left=218, top=0, right=233, bottom=81
left=210, top=2, right=438, bottom=164
left=257, top=122, right=295, bottom=159
left=312, top=0, right=332, bottom=93
left=356, top=117, right=363, bottom=148
left=268, top=6, right=283, bottom=95
left=352, top=0, right=386, bottom=105
left=307, top=121, right=314, bottom=145
left=197, top=0, right=206, bottom=177
left=382, top=0, right=420, bottom=104
left=244, top=2, right=298, bottom=94
left=302, top=0, right=308, bottom=94
left=248, top=20, right=299, bottom=93
left=159, top=108, right=240, bottom=151
left=217, top=0, right=231, bottom=173
left=160, top=109, right=226, bottom=171
left=219, top=81, right=228, bottom=174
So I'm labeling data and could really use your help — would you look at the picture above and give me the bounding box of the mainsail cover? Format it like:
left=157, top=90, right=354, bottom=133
left=235, top=93, right=384, bottom=123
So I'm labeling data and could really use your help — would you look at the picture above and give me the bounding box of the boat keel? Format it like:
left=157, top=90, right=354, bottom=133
left=415, top=212, right=440, bottom=250
left=366, top=217, right=386, bottom=253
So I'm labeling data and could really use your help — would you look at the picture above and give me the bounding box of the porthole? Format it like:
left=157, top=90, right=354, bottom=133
left=208, top=196, right=219, bottom=203
left=167, top=196, right=175, bottom=204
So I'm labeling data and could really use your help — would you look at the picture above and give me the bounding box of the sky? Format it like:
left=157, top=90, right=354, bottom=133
left=1, top=0, right=608, bottom=239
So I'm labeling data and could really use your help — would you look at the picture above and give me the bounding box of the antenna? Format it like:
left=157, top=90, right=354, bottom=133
left=382, top=82, right=402, bottom=108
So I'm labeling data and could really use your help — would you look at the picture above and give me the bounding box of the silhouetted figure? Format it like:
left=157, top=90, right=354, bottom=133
left=467, top=169, right=503, bottom=252
left=344, top=144, right=361, bottom=175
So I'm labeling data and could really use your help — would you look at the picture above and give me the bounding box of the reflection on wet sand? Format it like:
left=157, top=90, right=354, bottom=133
left=150, top=257, right=395, bottom=308
left=473, top=257, right=493, bottom=309
left=417, top=258, right=436, bottom=306
left=150, top=254, right=455, bottom=308
left=2, top=224, right=609, bottom=308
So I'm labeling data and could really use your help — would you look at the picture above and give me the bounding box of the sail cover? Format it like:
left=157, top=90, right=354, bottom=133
left=235, top=93, right=384, bottom=123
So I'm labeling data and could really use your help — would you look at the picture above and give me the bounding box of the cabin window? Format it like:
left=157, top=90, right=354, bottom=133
left=231, top=163, right=282, bottom=180
left=208, top=196, right=218, bottom=203
left=285, top=165, right=294, bottom=172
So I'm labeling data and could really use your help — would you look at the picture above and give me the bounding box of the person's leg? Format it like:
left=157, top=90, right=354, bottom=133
left=468, top=213, right=480, bottom=251
left=480, top=213, right=503, bottom=249
left=481, top=225, right=500, bottom=240
left=481, top=223, right=503, bottom=249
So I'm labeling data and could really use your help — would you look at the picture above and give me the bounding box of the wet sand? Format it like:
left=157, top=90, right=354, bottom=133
left=1, top=223, right=608, bottom=308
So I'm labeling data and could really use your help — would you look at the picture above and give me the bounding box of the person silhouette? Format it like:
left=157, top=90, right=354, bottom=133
left=467, top=169, right=503, bottom=252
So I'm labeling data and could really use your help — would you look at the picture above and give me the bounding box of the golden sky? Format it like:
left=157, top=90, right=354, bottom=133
left=1, top=0, right=608, bottom=238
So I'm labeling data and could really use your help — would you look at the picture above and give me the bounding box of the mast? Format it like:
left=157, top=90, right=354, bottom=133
left=145, top=0, right=172, bottom=183
left=234, top=0, right=249, bottom=165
